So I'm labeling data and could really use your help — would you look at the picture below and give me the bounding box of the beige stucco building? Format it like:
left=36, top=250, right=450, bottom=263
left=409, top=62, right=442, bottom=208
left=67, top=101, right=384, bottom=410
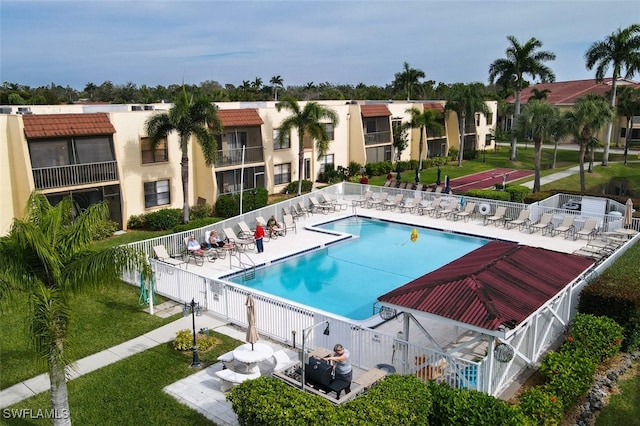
left=0, top=100, right=497, bottom=235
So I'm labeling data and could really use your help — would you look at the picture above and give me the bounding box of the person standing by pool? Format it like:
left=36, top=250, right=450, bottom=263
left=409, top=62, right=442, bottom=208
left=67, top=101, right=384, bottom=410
left=254, top=219, right=265, bottom=253
left=324, top=343, right=352, bottom=393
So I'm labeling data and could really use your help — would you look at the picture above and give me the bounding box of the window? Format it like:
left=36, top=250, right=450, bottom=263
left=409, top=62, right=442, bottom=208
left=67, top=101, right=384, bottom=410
left=144, top=179, right=170, bottom=208
left=323, top=123, right=334, bottom=140
left=141, top=137, right=168, bottom=164
left=620, top=128, right=627, bottom=138
left=273, top=129, right=290, bottom=149
left=274, top=163, right=291, bottom=185
left=486, top=113, right=493, bottom=126
left=29, top=139, right=71, bottom=167
left=476, top=114, right=481, bottom=127
left=75, top=136, right=115, bottom=163
left=28, top=136, right=115, bottom=168
left=319, top=154, right=334, bottom=173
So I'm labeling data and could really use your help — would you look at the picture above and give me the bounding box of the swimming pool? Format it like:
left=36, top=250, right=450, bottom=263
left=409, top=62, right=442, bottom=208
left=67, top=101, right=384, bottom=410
left=230, top=217, right=489, bottom=320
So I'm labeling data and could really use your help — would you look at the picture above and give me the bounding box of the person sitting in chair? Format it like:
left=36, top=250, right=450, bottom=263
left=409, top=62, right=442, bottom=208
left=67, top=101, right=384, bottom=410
left=324, top=343, right=352, bottom=394
left=187, top=234, right=205, bottom=255
left=266, top=215, right=281, bottom=238
left=208, top=230, right=226, bottom=248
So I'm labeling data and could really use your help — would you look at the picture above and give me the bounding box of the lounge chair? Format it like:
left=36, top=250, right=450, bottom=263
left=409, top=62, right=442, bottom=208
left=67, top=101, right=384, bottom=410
left=529, top=213, right=554, bottom=235
left=417, top=197, right=441, bottom=216
left=237, top=221, right=255, bottom=239
left=484, top=206, right=506, bottom=226
left=437, top=199, right=460, bottom=219
left=257, top=216, right=283, bottom=239
left=353, top=190, right=373, bottom=207
left=322, top=193, right=348, bottom=211
left=398, top=198, right=421, bottom=214
left=282, top=206, right=303, bottom=221
left=367, top=192, right=388, bottom=209
left=223, top=227, right=256, bottom=251
left=383, top=180, right=391, bottom=187
left=573, top=246, right=608, bottom=262
left=204, top=230, right=230, bottom=258
left=382, top=193, right=403, bottom=211
left=507, top=209, right=530, bottom=230
left=309, top=196, right=334, bottom=214
left=434, top=186, right=443, bottom=194
left=183, top=237, right=206, bottom=266
left=283, top=214, right=297, bottom=234
left=152, top=245, right=186, bottom=268
left=398, top=182, right=407, bottom=190
left=453, top=202, right=476, bottom=222
left=552, top=215, right=575, bottom=238
left=575, top=218, right=598, bottom=241
left=415, top=183, right=424, bottom=192
left=297, top=201, right=312, bottom=217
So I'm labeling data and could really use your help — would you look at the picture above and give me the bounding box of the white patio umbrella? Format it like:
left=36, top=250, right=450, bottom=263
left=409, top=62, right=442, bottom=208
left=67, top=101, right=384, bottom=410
left=245, top=294, right=259, bottom=350
left=624, top=198, right=634, bottom=227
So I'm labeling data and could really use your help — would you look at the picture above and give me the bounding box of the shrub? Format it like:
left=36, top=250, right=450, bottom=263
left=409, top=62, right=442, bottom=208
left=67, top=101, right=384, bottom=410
left=92, top=219, right=119, bottom=240
left=505, top=185, right=531, bottom=203
left=214, top=187, right=269, bottom=218
left=127, top=214, right=145, bottom=229
left=282, top=180, right=313, bottom=195
left=464, top=189, right=511, bottom=202
left=347, top=161, right=362, bottom=177
left=144, top=208, right=182, bottom=230
left=539, top=350, right=595, bottom=409
left=560, top=313, right=623, bottom=363
left=172, top=217, right=218, bottom=234
left=189, top=203, right=213, bottom=220
left=173, top=329, right=194, bottom=351
left=518, top=385, right=564, bottom=426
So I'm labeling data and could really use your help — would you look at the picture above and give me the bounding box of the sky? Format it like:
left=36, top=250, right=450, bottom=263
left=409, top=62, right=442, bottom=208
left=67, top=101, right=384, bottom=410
left=1, top=0, right=639, bottom=91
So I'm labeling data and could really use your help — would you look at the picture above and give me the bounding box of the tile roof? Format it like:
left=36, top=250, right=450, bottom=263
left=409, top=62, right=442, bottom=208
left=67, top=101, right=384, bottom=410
left=378, top=241, right=594, bottom=332
left=218, top=109, right=264, bottom=127
left=508, top=78, right=640, bottom=105
left=23, top=113, right=116, bottom=139
left=423, top=102, right=445, bottom=112
left=360, top=104, right=391, bottom=118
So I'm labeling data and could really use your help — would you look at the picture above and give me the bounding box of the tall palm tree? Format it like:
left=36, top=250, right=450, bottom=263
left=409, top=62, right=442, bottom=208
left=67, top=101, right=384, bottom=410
left=564, top=95, right=615, bottom=192
left=530, top=88, right=551, bottom=100
left=585, top=24, right=640, bottom=166
left=270, top=75, right=284, bottom=101
left=488, top=36, right=556, bottom=161
left=550, top=110, right=570, bottom=170
left=513, top=100, right=559, bottom=192
left=393, top=62, right=426, bottom=101
left=276, top=97, right=339, bottom=196
left=616, top=85, right=640, bottom=165
left=446, top=83, right=491, bottom=167
left=145, top=88, right=222, bottom=223
left=0, top=192, right=149, bottom=426
left=403, top=107, right=444, bottom=171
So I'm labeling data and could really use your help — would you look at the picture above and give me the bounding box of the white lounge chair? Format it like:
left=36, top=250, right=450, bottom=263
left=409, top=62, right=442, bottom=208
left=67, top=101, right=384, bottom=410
left=453, top=202, right=476, bottom=222
left=353, top=190, right=373, bottom=207
left=507, top=209, right=530, bottom=230
left=152, top=245, right=186, bottom=268
left=237, top=221, right=255, bottom=239
left=552, top=216, right=575, bottom=238
left=529, top=213, right=554, bottom=235
left=223, top=227, right=256, bottom=251
left=398, top=198, right=421, bottom=214
left=367, top=192, right=388, bottom=209
left=283, top=214, right=296, bottom=234
left=417, top=197, right=441, bottom=216
left=382, top=194, right=404, bottom=211
left=484, top=206, right=506, bottom=226
left=575, top=218, right=598, bottom=241
left=437, top=199, right=460, bottom=219
left=322, top=193, right=348, bottom=211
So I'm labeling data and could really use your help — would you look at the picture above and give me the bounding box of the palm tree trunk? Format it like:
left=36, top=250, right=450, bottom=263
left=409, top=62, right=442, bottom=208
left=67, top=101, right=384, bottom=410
left=297, top=133, right=305, bottom=196
left=50, top=360, right=71, bottom=426
left=624, top=116, right=632, bottom=165
left=601, top=78, right=617, bottom=166
left=533, top=139, right=542, bottom=192
left=417, top=127, right=424, bottom=171
left=510, top=91, right=522, bottom=161
left=457, top=117, right=465, bottom=167
left=579, top=141, right=587, bottom=192
left=552, top=138, right=558, bottom=169
left=180, top=141, right=190, bottom=224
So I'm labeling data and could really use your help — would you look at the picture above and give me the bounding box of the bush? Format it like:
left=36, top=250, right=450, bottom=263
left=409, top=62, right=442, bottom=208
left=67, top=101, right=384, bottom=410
left=282, top=180, right=313, bottom=195
left=172, top=217, right=218, bottom=234
left=127, top=214, right=145, bottom=230
left=348, top=161, right=362, bottom=177
left=93, top=219, right=119, bottom=240
left=560, top=313, right=623, bottom=363
left=214, top=187, right=269, bottom=218
left=518, top=385, right=564, bottom=426
left=144, top=208, right=182, bottom=230
left=173, top=329, right=193, bottom=351
left=189, top=203, right=213, bottom=220
left=464, top=189, right=511, bottom=202
left=539, top=350, right=595, bottom=409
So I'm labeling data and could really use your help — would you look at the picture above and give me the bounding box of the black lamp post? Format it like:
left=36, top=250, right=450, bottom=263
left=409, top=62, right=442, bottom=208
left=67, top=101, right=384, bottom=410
left=183, top=299, right=203, bottom=368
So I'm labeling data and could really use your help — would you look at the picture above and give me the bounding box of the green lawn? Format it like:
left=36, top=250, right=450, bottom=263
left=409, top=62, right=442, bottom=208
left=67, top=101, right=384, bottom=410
left=596, top=362, right=640, bottom=425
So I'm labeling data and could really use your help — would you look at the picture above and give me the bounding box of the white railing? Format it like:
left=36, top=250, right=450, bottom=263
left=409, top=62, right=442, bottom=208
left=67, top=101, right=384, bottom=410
left=32, top=161, right=118, bottom=189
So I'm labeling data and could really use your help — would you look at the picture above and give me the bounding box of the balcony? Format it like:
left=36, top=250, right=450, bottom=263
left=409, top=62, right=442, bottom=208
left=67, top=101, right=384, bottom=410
left=214, top=146, right=264, bottom=168
left=364, top=131, right=391, bottom=146
left=32, top=161, right=119, bottom=190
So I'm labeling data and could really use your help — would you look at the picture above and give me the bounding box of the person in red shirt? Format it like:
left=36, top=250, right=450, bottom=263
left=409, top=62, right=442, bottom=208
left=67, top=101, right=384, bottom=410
left=254, top=219, right=265, bottom=253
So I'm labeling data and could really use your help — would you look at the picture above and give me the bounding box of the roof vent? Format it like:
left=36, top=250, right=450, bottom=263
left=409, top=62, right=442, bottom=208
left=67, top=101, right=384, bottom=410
left=17, top=107, right=32, bottom=115
left=143, top=105, right=155, bottom=111
left=131, top=105, right=143, bottom=111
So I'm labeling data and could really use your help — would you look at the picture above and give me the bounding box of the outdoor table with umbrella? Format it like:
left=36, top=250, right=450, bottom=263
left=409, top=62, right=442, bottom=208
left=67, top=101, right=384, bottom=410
left=624, top=198, right=635, bottom=228
left=233, top=295, right=273, bottom=373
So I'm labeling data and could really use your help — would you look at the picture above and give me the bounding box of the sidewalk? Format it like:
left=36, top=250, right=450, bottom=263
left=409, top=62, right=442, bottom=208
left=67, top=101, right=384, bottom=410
left=0, top=308, right=234, bottom=410
left=519, top=165, right=580, bottom=189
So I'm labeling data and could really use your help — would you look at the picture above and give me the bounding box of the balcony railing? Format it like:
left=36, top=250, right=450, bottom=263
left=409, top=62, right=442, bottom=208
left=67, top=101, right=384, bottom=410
left=214, top=146, right=264, bottom=167
left=364, top=131, right=391, bottom=145
left=32, top=161, right=119, bottom=190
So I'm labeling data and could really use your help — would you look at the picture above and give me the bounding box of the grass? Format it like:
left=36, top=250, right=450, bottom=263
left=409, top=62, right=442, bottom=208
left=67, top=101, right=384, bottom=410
left=4, top=335, right=241, bottom=425
left=595, top=362, right=640, bottom=425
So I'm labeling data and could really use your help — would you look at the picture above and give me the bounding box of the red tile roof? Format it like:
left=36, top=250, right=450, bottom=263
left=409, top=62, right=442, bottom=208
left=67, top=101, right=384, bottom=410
left=378, top=241, right=594, bottom=331
left=218, top=109, right=264, bottom=127
left=23, top=113, right=116, bottom=139
left=361, top=104, right=391, bottom=118
left=508, top=78, right=640, bottom=105
left=423, top=102, right=445, bottom=112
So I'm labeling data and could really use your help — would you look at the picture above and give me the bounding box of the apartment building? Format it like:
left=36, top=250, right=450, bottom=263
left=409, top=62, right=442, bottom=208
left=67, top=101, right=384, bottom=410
left=0, top=100, right=497, bottom=235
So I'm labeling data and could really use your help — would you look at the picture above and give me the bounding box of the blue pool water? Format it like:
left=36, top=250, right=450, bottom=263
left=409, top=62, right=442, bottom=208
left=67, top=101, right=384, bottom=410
left=230, top=217, right=489, bottom=320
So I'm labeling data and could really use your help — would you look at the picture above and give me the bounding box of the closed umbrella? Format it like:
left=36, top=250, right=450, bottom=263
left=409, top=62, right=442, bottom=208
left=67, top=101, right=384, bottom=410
left=246, top=295, right=259, bottom=350
left=624, top=198, right=634, bottom=227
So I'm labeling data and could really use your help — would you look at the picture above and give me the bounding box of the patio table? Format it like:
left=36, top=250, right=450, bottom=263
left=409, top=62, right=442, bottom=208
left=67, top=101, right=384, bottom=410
left=233, top=342, right=274, bottom=373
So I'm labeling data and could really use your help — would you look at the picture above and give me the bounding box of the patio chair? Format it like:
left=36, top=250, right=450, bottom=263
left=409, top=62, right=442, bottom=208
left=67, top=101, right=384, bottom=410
left=283, top=214, right=297, bottom=234
left=223, top=227, right=256, bottom=251
left=322, top=193, right=348, bottom=211
left=398, top=182, right=407, bottom=190
left=484, top=206, right=506, bottom=226
left=296, top=202, right=312, bottom=217
left=204, top=230, right=228, bottom=259
left=367, top=192, right=388, bottom=209
left=434, top=186, right=443, bottom=194
left=382, top=193, right=403, bottom=211
left=436, top=199, right=460, bottom=219
left=575, top=218, right=598, bottom=241
left=415, top=183, right=424, bottom=192
left=353, top=190, right=373, bottom=207
left=383, top=180, right=391, bottom=187
left=417, top=197, right=441, bottom=216
left=309, top=196, right=334, bottom=214
left=237, top=221, right=256, bottom=239
left=398, top=198, right=421, bottom=214
left=152, top=245, right=186, bottom=268
left=257, top=215, right=283, bottom=239
left=506, top=209, right=530, bottom=230
left=551, top=215, right=576, bottom=239
left=529, top=213, right=554, bottom=235
left=183, top=237, right=206, bottom=266
left=453, top=202, right=477, bottom=222
left=282, top=206, right=303, bottom=221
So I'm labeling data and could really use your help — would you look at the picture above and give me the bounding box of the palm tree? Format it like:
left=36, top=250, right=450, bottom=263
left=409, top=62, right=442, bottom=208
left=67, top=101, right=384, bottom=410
left=145, top=88, right=222, bottom=223
left=530, top=88, right=551, bottom=100
left=276, top=97, right=339, bottom=196
left=403, top=107, right=444, bottom=171
left=305, top=82, right=316, bottom=100
left=488, top=36, right=556, bottom=161
left=446, top=83, right=491, bottom=167
left=550, top=111, right=570, bottom=170
left=513, top=100, right=559, bottom=192
left=270, top=75, right=284, bottom=101
left=563, top=95, right=615, bottom=192
left=393, top=62, right=425, bottom=101
left=585, top=24, right=640, bottom=166
left=616, top=85, right=640, bottom=165
left=0, top=192, right=148, bottom=426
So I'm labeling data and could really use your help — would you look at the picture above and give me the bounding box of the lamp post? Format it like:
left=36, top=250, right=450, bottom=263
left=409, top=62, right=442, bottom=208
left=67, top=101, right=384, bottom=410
left=183, top=299, right=203, bottom=368
left=300, top=321, right=330, bottom=392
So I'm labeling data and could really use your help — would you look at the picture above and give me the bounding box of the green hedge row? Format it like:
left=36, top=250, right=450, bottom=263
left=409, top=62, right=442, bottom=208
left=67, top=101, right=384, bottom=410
left=214, top=187, right=269, bottom=218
